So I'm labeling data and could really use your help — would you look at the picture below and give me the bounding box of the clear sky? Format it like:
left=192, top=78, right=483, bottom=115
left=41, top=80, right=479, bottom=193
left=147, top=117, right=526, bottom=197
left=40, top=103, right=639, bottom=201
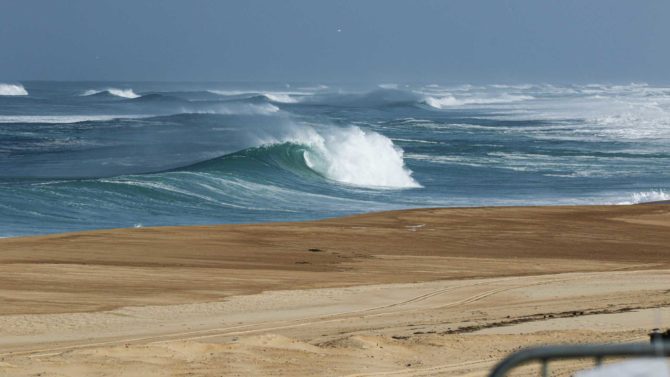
left=1, top=0, right=668, bottom=83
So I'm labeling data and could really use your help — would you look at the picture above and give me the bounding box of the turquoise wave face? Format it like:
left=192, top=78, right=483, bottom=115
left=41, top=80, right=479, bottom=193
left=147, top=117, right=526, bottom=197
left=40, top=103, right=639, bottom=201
left=0, top=142, right=404, bottom=236
left=1, top=82, right=670, bottom=236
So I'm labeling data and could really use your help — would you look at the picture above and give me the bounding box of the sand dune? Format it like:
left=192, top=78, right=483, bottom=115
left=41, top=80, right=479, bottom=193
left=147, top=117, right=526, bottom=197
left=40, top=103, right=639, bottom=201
left=1, top=204, right=669, bottom=376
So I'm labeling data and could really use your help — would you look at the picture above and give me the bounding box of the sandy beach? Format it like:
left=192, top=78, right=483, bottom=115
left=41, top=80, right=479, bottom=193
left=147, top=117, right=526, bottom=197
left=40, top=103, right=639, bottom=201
left=1, top=204, right=669, bottom=376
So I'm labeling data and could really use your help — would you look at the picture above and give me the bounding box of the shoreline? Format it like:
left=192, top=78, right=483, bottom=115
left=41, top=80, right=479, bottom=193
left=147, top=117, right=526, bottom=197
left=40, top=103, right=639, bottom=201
left=3, top=201, right=668, bottom=241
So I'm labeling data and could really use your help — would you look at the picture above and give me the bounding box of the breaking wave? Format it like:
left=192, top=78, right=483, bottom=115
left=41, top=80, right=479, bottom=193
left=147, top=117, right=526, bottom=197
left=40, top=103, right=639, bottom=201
left=271, top=126, right=420, bottom=188
left=188, top=124, right=421, bottom=189
left=262, top=93, right=300, bottom=103
left=82, top=88, right=140, bottom=98
left=189, top=102, right=280, bottom=115
left=422, top=93, right=534, bottom=109
left=209, top=90, right=303, bottom=103
left=0, top=83, right=28, bottom=96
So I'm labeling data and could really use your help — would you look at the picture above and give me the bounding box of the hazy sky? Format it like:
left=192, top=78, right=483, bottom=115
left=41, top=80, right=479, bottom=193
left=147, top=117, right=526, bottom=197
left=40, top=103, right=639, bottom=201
left=1, top=0, right=668, bottom=83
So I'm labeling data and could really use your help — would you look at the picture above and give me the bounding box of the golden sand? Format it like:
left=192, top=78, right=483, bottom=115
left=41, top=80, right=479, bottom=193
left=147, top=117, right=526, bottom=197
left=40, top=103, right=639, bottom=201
left=1, top=204, right=669, bottom=376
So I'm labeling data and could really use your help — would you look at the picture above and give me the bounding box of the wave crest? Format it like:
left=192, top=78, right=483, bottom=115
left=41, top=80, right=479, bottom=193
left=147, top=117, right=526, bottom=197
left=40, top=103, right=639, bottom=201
left=262, top=93, right=299, bottom=103
left=185, top=122, right=421, bottom=189
left=191, top=102, right=280, bottom=115
left=422, top=93, right=534, bottom=108
left=209, top=90, right=303, bottom=103
left=276, top=126, right=421, bottom=189
left=0, top=83, right=28, bottom=96
left=82, top=88, right=140, bottom=99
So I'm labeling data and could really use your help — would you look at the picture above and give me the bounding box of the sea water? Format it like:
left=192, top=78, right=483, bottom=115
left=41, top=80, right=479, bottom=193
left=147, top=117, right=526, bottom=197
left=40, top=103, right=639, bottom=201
left=1, top=81, right=668, bottom=236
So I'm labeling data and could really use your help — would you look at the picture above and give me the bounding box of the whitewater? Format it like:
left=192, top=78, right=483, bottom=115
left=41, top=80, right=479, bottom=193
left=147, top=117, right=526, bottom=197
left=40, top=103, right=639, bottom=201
left=1, top=81, right=669, bottom=236
left=0, top=83, right=28, bottom=96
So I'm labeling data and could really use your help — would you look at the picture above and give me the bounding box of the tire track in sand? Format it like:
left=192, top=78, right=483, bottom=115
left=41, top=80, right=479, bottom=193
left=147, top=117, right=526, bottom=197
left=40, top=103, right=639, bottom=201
left=3, top=270, right=652, bottom=358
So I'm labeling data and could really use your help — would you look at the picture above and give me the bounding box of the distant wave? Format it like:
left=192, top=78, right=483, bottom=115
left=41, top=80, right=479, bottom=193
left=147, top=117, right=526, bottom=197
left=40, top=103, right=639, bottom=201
left=264, top=88, right=534, bottom=109
left=81, top=88, right=140, bottom=99
left=127, top=93, right=187, bottom=103
left=304, top=89, right=419, bottom=108
left=0, top=83, right=28, bottom=96
left=208, top=90, right=303, bottom=103
left=262, top=93, right=299, bottom=103
left=206, top=87, right=536, bottom=109
left=190, top=102, right=280, bottom=115
left=378, top=83, right=400, bottom=90
left=0, top=115, right=147, bottom=124
left=422, top=93, right=534, bottom=108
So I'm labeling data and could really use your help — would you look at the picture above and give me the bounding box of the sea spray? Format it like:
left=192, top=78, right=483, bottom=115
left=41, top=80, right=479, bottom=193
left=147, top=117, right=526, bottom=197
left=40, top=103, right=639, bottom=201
left=619, top=190, right=670, bottom=205
left=265, top=125, right=421, bottom=189
left=193, top=102, right=280, bottom=115
left=0, top=83, right=28, bottom=96
left=421, top=93, right=534, bottom=108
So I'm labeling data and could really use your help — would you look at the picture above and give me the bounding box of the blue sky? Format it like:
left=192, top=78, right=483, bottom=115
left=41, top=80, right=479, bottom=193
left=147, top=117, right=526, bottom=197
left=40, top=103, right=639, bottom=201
left=1, top=0, right=668, bottom=83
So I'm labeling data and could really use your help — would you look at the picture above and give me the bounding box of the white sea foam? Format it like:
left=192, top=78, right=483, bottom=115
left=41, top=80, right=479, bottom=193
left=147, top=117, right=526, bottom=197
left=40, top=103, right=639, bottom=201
left=378, top=83, right=399, bottom=90
left=262, top=93, right=299, bottom=103
left=489, top=84, right=535, bottom=90
left=274, top=125, right=421, bottom=189
left=81, top=88, right=140, bottom=99
left=0, top=83, right=28, bottom=96
left=530, top=101, right=670, bottom=142
left=405, top=152, right=631, bottom=178
left=207, top=89, right=249, bottom=96
left=422, top=93, right=534, bottom=108
left=618, top=190, right=670, bottom=205
left=428, top=83, right=670, bottom=142
left=208, top=90, right=309, bottom=102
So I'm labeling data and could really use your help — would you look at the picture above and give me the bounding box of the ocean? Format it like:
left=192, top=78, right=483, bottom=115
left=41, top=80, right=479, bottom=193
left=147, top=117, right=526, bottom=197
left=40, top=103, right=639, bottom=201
left=1, top=81, right=668, bottom=237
